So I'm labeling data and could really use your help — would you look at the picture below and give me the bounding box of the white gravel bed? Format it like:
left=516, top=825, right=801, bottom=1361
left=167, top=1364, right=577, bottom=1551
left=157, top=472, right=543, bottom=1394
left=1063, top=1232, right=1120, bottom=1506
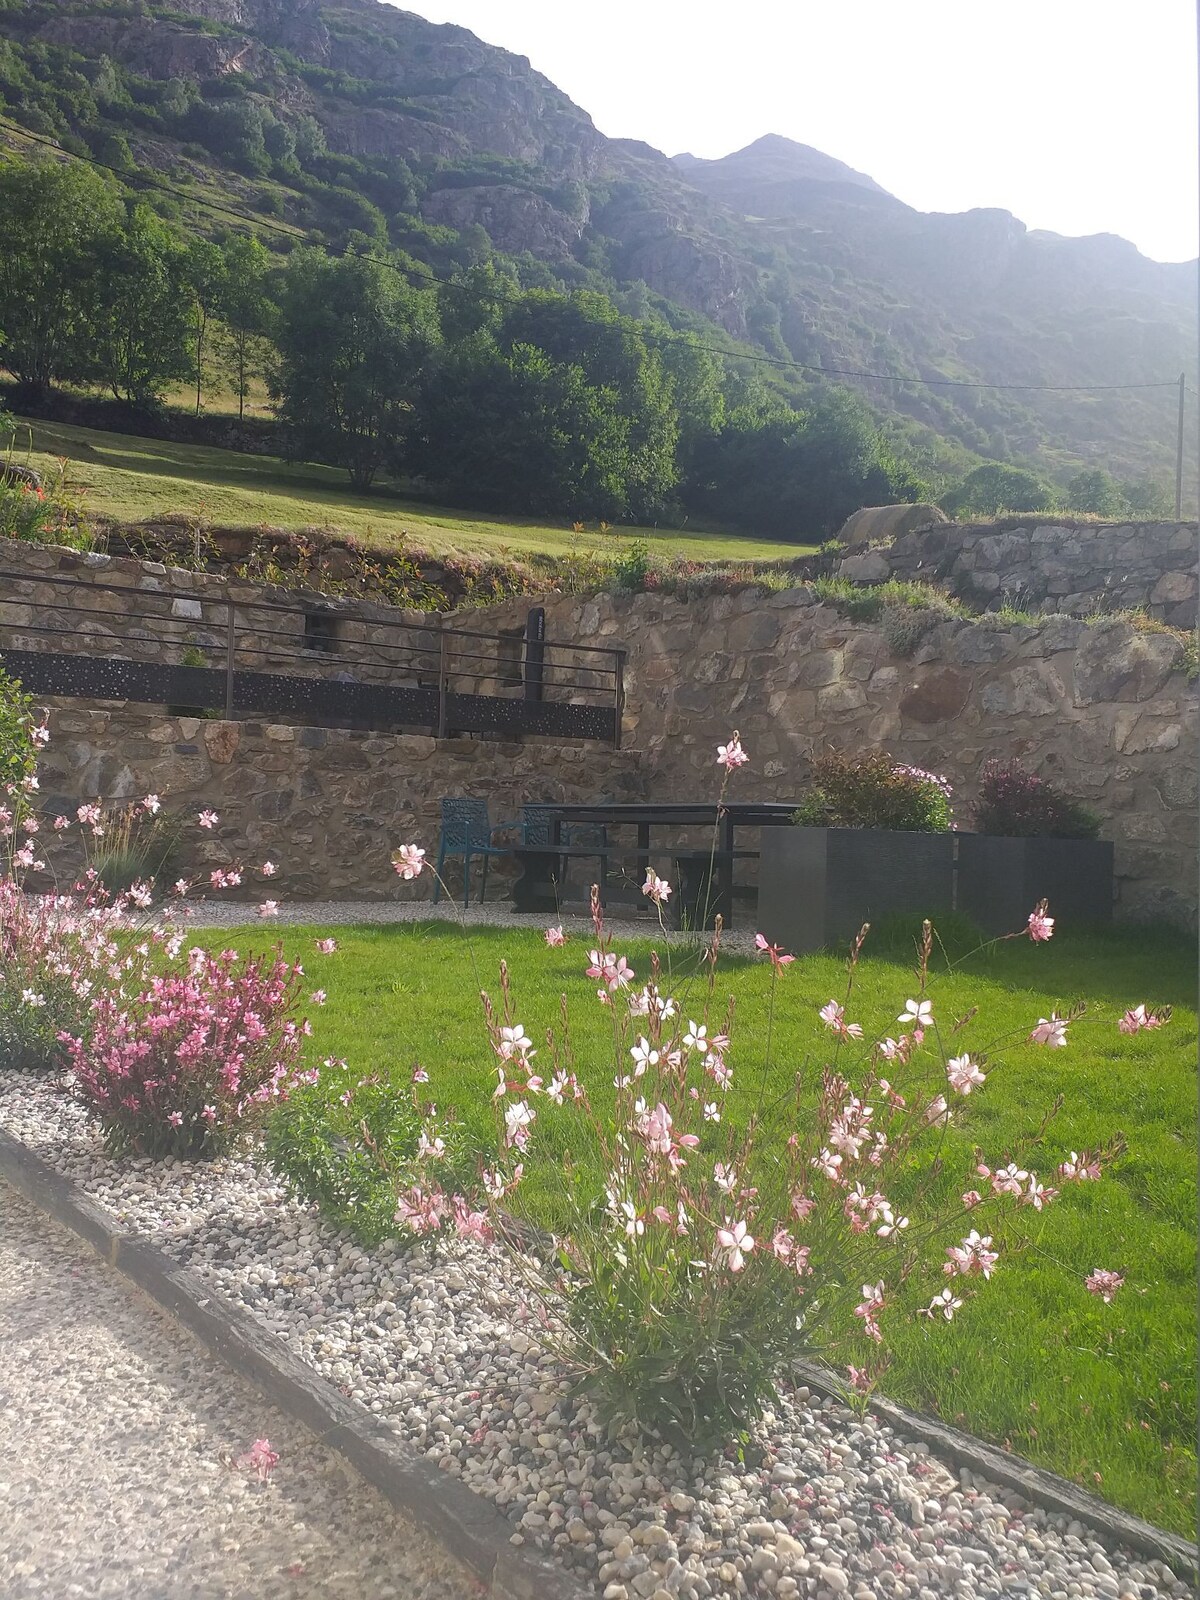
left=0, top=1180, right=475, bottom=1600
left=180, top=897, right=764, bottom=953
left=0, top=1071, right=1191, bottom=1600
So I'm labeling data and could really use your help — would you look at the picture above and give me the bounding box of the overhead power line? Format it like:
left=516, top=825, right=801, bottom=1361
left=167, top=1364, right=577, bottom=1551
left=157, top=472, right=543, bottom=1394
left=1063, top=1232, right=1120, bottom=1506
left=0, top=114, right=1189, bottom=397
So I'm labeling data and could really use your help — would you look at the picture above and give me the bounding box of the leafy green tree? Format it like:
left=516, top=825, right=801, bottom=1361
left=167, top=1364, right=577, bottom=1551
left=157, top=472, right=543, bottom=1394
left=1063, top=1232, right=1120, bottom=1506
left=0, top=160, right=122, bottom=400
left=941, top=462, right=1057, bottom=517
left=411, top=335, right=637, bottom=518
left=215, top=234, right=274, bottom=420
left=1120, top=475, right=1173, bottom=518
left=86, top=207, right=192, bottom=407
left=273, top=247, right=440, bottom=490
left=687, top=390, right=921, bottom=538
left=1065, top=468, right=1126, bottom=517
left=183, top=238, right=227, bottom=415
left=496, top=290, right=679, bottom=517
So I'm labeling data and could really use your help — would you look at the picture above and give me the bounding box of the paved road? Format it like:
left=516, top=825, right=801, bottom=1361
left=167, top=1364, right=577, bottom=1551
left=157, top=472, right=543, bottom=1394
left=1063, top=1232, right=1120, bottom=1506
left=0, top=1185, right=481, bottom=1600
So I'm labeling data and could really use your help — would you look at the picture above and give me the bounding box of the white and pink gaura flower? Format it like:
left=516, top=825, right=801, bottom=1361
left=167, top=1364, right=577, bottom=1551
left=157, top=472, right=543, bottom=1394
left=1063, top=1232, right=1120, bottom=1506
left=1118, top=1003, right=1168, bottom=1034
left=1027, top=903, right=1055, bottom=942
left=1085, top=1268, right=1125, bottom=1303
left=754, top=933, right=795, bottom=971
left=716, top=732, right=749, bottom=770
left=544, top=925, right=566, bottom=947
left=260, top=861, right=277, bottom=878
left=989, top=1162, right=1028, bottom=1197
left=497, top=1023, right=535, bottom=1063
left=641, top=868, right=672, bottom=906
left=140, top=793, right=161, bottom=815
left=257, top=900, right=279, bottom=918
left=961, top=1189, right=983, bottom=1210
left=197, top=809, right=220, bottom=830
left=898, top=998, right=933, bottom=1030
left=717, top=1218, right=755, bottom=1271
left=1029, top=1013, right=1068, bottom=1047
left=237, top=1438, right=279, bottom=1482
left=921, top=1287, right=963, bottom=1321
left=944, top=1230, right=999, bottom=1279
left=854, top=1281, right=885, bottom=1343
left=503, top=1099, right=535, bottom=1149
left=946, top=1053, right=986, bottom=1095
left=819, top=1000, right=863, bottom=1040
left=1021, top=1174, right=1058, bottom=1210
left=392, top=844, right=426, bottom=880
left=315, top=937, right=338, bottom=955
left=1058, top=1150, right=1102, bottom=1183
left=586, top=950, right=634, bottom=991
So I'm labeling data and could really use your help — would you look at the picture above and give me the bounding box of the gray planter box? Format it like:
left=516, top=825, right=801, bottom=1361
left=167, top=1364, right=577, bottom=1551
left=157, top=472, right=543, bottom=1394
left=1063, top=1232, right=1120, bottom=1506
left=757, top=827, right=955, bottom=954
left=955, top=834, right=1113, bottom=937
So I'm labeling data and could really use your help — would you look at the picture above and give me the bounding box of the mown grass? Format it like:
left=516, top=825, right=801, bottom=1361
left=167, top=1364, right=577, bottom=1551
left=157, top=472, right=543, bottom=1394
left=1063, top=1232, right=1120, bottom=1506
left=9, top=416, right=809, bottom=565
left=202, top=914, right=1196, bottom=1534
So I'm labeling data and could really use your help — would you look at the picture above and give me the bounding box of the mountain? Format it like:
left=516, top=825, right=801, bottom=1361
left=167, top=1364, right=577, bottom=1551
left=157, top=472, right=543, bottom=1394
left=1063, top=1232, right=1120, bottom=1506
left=0, top=0, right=1195, bottom=489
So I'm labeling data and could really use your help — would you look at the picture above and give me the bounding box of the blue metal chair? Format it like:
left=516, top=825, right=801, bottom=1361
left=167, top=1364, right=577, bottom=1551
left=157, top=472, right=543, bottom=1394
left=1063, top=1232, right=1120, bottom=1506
left=433, top=797, right=517, bottom=907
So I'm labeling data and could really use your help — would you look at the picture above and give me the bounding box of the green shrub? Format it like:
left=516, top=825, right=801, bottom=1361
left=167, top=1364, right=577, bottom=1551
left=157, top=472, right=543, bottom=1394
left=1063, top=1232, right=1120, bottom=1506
left=794, top=750, right=953, bottom=832
left=971, top=759, right=1101, bottom=839
left=266, top=1071, right=476, bottom=1246
left=89, top=803, right=184, bottom=896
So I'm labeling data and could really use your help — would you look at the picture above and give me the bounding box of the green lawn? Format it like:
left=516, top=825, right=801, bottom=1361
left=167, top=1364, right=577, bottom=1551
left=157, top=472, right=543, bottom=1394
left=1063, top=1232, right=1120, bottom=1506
left=11, top=415, right=809, bottom=565
left=206, top=916, right=1196, bottom=1535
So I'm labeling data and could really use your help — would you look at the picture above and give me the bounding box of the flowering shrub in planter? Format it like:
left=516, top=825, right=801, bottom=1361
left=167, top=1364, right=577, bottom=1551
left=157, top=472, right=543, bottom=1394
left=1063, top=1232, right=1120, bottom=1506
left=66, top=947, right=309, bottom=1159
left=793, top=751, right=953, bottom=833
left=959, top=760, right=1112, bottom=936
left=763, top=751, right=956, bottom=953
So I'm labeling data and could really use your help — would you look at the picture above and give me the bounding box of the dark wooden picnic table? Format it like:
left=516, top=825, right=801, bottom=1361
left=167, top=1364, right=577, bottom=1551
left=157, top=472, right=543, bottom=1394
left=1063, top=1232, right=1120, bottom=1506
left=512, top=801, right=799, bottom=926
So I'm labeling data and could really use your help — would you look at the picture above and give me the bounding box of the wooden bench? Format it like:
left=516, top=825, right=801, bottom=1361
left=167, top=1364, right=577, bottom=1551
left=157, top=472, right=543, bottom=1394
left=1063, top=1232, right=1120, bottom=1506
left=670, top=848, right=757, bottom=930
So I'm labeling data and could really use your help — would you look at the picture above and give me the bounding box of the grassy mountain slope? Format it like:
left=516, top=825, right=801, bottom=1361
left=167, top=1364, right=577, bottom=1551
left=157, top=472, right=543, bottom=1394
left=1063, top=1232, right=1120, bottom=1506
left=0, top=0, right=1195, bottom=490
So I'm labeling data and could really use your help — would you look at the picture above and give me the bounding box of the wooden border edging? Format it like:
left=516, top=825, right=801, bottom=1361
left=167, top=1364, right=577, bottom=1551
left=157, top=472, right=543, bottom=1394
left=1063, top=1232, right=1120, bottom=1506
left=790, top=1359, right=1198, bottom=1578
left=0, top=1130, right=592, bottom=1600
left=0, top=1130, right=1194, bottom=1588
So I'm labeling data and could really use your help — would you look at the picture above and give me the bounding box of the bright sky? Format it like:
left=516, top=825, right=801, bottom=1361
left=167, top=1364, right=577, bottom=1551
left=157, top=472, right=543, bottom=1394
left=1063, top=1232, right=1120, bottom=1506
left=398, top=0, right=1199, bottom=263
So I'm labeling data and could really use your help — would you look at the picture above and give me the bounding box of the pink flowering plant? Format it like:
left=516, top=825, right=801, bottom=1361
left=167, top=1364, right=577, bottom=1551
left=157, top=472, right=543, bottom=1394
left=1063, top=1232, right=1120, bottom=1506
left=381, top=738, right=1146, bottom=1446
left=793, top=750, right=953, bottom=832
left=66, top=945, right=310, bottom=1159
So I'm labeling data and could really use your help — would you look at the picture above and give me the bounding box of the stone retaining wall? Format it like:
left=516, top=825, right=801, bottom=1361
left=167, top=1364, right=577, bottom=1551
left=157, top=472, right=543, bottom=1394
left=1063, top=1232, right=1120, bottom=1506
left=837, top=519, right=1198, bottom=626
left=9, top=540, right=1197, bottom=928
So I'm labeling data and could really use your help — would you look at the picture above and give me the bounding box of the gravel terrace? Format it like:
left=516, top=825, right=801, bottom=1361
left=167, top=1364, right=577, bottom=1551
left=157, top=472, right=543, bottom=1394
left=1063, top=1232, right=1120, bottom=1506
left=0, top=1072, right=1191, bottom=1600
left=0, top=1181, right=478, bottom=1600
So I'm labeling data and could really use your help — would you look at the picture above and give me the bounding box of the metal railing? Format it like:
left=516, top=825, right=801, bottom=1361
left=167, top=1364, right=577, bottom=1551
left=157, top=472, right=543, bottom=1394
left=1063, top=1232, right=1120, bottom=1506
left=0, top=566, right=625, bottom=744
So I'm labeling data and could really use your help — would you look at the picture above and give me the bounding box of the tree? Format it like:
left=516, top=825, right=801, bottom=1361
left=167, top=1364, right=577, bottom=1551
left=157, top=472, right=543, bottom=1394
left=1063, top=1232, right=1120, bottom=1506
left=1120, top=475, right=1172, bottom=518
left=86, top=207, right=192, bottom=407
left=215, top=235, right=273, bottom=420
left=686, top=390, right=922, bottom=539
left=941, top=463, right=1057, bottom=517
left=183, top=238, right=227, bottom=416
left=411, top=335, right=639, bottom=518
left=273, top=247, right=439, bottom=491
left=0, top=160, right=122, bottom=400
left=495, top=290, right=680, bottom=518
left=1065, top=468, right=1126, bottom=518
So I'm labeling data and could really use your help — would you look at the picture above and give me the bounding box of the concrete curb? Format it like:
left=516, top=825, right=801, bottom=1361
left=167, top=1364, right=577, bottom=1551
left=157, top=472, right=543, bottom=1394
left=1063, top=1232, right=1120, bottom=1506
left=0, top=1130, right=592, bottom=1600
left=1, top=1130, right=1194, bottom=1588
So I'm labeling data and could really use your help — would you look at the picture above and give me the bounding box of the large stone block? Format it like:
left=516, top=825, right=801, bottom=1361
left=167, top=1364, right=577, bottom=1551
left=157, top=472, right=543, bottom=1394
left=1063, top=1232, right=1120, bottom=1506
left=1073, top=628, right=1183, bottom=705
left=898, top=668, right=970, bottom=725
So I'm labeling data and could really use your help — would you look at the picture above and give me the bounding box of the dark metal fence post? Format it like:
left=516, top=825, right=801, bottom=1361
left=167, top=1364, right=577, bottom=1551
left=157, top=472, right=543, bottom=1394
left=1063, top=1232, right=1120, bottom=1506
left=612, top=649, right=625, bottom=747
left=523, top=606, right=545, bottom=701
left=437, top=631, right=449, bottom=738
left=224, top=598, right=236, bottom=720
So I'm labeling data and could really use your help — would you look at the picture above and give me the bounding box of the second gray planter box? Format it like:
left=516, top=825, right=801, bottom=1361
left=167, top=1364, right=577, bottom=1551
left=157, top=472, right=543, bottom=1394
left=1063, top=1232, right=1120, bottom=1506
left=757, top=827, right=955, bottom=954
